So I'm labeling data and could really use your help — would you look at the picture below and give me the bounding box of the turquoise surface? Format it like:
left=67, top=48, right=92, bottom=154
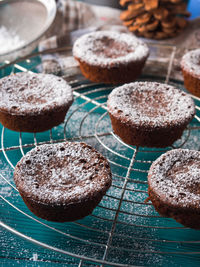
left=1, top=0, right=200, bottom=262
left=0, top=53, right=200, bottom=266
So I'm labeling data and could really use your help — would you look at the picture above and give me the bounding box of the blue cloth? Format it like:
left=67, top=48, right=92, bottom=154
left=188, top=0, right=200, bottom=19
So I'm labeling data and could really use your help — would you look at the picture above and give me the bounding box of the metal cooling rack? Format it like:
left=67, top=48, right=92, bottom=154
left=0, top=45, right=200, bottom=266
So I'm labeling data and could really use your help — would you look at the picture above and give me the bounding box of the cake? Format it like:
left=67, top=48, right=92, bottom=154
left=73, top=30, right=149, bottom=84
left=107, top=82, right=195, bottom=147
left=148, top=149, right=200, bottom=229
left=181, top=48, right=200, bottom=98
left=14, top=141, right=112, bottom=222
left=0, top=72, right=73, bottom=132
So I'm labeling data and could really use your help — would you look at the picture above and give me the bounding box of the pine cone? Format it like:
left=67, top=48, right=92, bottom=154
left=120, top=0, right=190, bottom=39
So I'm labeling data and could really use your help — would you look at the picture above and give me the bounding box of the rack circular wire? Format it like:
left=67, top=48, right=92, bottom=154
left=0, top=45, right=200, bottom=266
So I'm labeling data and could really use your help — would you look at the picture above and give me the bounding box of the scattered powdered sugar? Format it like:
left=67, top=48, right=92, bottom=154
left=30, top=253, right=38, bottom=261
left=0, top=26, right=25, bottom=55
left=183, top=133, right=200, bottom=150
left=107, top=82, right=195, bottom=128
left=0, top=72, right=73, bottom=115
left=14, top=142, right=111, bottom=204
left=148, top=149, right=200, bottom=207
left=181, top=48, right=200, bottom=77
left=73, top=30, right=149, bottom=67
left=0, top=158, right=15, bottom=197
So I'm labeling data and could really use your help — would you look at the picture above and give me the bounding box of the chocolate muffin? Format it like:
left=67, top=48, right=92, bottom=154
left=107, top=82, right=195, bottom=148
left=0, top=72, right=73, bottom=132
left=73, top=30, right=149, bottom=84
left=14, top=142, right=112, bottom=222
left=181, top=49, right=200, bottom=98
left=148, top=149, right=200, bottom=229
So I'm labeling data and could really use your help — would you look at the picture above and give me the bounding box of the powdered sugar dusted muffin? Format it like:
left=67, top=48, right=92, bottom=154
left=148, top=149, right=200, bottom=229
left=73, top=31, right=149, bottom=84
left=181, top=49, right=200, bottom=98
left=107, top=82, right=195, bottom=147
left=14, top=142, right=112, bottom=222
left=0, top=72, right=73, bottom=132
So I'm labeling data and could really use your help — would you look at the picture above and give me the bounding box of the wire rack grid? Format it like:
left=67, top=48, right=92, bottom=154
left=0, top=44, right=200, bottom=266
